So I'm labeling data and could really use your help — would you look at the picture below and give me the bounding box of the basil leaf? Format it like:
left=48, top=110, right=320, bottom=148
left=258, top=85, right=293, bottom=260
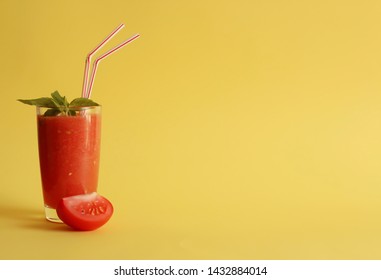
left=44, top=108, right=61, bottom=116
left=68, top=110, right=77, bottom=116
left=69, top=98, right=100, bottom=107
left=17, top=98, right=57, bottom=108
left=51, top=91, right=66, bottom=107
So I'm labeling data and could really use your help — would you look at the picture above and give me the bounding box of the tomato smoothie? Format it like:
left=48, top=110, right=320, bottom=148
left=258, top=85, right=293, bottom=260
left=37, top=107, right=101, bottom=222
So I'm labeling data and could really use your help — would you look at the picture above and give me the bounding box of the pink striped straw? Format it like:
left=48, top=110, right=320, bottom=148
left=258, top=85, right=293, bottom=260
left=81, top=23, right=125, bottom=98
left=86, top=33, right=140, bottom=99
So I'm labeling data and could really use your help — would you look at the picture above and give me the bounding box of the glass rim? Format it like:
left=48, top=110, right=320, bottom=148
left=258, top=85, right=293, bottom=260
left=36, top=105, right=101, bottom=117
left=36, top=105, right=101, bottom=110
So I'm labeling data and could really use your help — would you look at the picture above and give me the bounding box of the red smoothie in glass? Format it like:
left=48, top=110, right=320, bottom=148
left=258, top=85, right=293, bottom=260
left=37, top=111, right=101, bottom=209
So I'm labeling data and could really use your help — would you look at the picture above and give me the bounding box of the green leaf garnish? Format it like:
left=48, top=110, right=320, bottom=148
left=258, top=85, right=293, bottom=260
left=44, top=108, right=61, bottom=116
left=17, top=91, right=100, bottom=116
left=70, top=98, right=99, bottom=107
left=51, top=90, right=66, bottom=107
left=18, top=97, right=57, bottom=108
left=68, top=110, right=77, bottom=116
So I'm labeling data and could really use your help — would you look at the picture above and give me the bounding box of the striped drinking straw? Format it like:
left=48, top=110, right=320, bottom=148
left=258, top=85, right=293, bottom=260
left=81, top=24, right=140, bottom=99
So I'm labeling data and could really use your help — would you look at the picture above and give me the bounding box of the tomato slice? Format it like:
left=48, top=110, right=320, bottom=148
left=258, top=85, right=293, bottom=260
left=57, top=192, right=113, bottom=231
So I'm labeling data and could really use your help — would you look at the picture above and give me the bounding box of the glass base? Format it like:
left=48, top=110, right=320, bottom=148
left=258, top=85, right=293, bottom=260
left=44, top=205, right=63, bottom=223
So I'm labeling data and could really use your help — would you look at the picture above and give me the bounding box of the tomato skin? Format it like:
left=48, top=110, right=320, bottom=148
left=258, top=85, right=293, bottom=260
left=57, top=193, right=113, bottom=231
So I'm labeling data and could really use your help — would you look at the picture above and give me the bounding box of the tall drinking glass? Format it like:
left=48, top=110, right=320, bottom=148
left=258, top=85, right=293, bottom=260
left=36, top=106, right=102, bottom=222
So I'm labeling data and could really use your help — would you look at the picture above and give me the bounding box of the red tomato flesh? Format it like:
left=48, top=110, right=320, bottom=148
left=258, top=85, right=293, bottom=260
left=57, top=192, right=113, bottom=231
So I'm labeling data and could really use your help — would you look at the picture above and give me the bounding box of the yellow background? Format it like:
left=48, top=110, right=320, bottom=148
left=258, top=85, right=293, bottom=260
left=1, top=0, right=381, bottom=259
